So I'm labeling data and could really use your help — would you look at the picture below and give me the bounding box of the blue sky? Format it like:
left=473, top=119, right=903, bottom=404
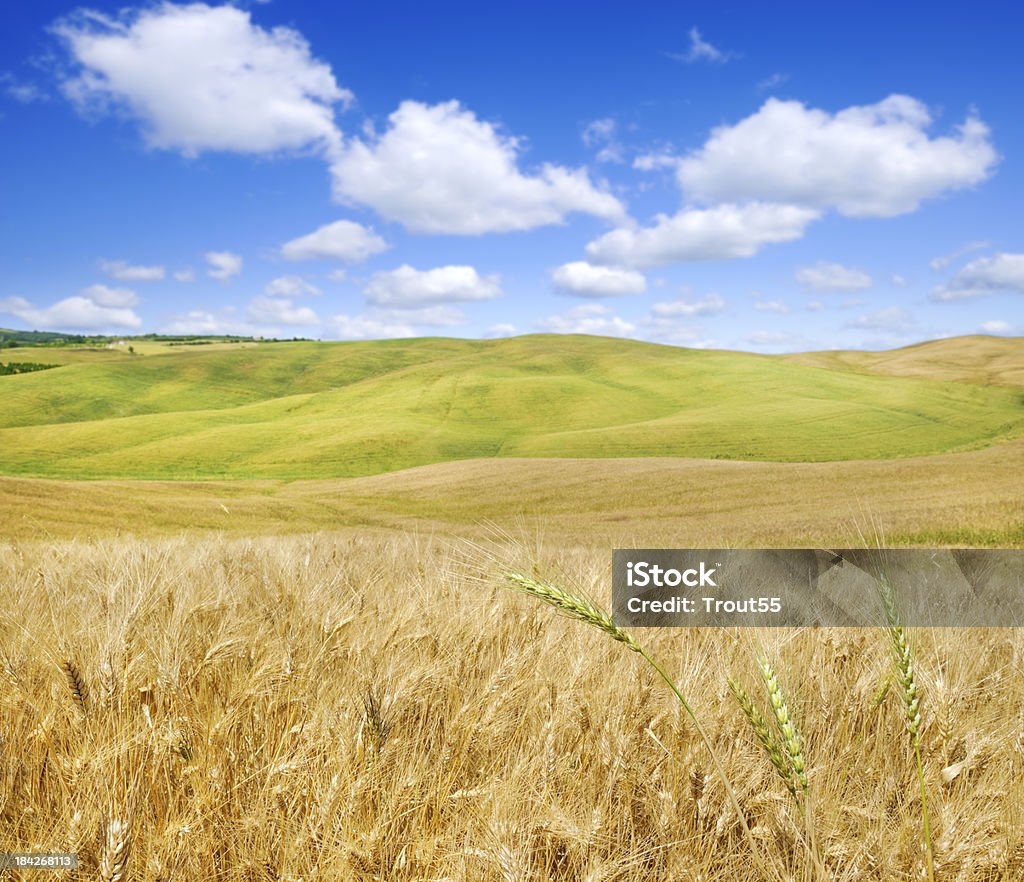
left=1, top=0, right=1022, bottom=351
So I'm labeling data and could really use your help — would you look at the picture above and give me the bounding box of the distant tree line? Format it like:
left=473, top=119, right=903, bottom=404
left=1, top=328, right=312, bottom=348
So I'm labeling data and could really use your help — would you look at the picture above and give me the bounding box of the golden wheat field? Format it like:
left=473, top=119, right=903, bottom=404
left=2, top=531, right=1023, bottom=882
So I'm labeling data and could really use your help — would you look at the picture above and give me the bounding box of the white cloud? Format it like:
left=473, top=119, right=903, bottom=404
left=650, top=293, right=726, bottom=317
left=805, top=300, right=825, bottom=312
left=891, top=274, right=908, bottom=287
left=80, top=283, right=139, bottom=307
left=932, top=253, right=1024, bottom=301
left=754, top=299, right=790, bottom=314
left=795, top=261, right=872, bottom=292
left=98, top=258, right=165, bottom=281
left=675, top=95, right=997, bottom=217
left=265, top=275, right=321, bottom=298
left=844, top=307, right=914, bottom=331
left=327, top=269, right=347, bottom=283
left=55, top=3, right=349, bottom=157
left=668, top=27, right=736, bottom=64
left=375, top=305, right=466, bottom=327
left=160, top=309, right=252, bottom=335
left=535, top=303, right=635, bottom=337
left=929, top=240, right=991, bottom=271
left=633, top=152, right=678, bottom=172
left=330, top=100, right=626, bottom=234
left=980, top=320, right=1011, bottom=334
left=485, top=323, right=517, bottom=337
left=582, top=117, right=623, bottom=163
left=324, top=313, right=416, bottom=340
left=173, top=268, right=195, bottom=283
left=0, top=290, right=141, bottom=331
left=642, top=320, right=711, bottom=346
left=245, top=296, right=319, bottom=326
left=552, top=261, right=646, bottom=297
left=364, top=264, right=501, bottom=307
left=756, top=72, right=789, bottom=92
left=281, top=219, right=389, bottom=263
left=206, top=250, right=242, bottom=281
left=0, top=72, right=48, bottom=104
left=586, top=203, right=818, bottom=269
left=745, top=330, right=812, bottom=352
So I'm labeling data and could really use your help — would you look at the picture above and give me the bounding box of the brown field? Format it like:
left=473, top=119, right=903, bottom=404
left=2, top=532, right=1023, bottom=881
left=4, top=436, right=1024, bottom=547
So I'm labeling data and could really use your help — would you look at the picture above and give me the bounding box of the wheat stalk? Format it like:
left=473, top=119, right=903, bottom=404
left=878, top=573, right=934, bottom=882
left=502, top=570, right=780, bottom=881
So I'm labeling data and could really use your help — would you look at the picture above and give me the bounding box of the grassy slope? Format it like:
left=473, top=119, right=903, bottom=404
left=4, top=439, right=1023, bottom=545
left=1, top=334, right=1022, bottom=480
left=781, top=334, right=1024, bottom=386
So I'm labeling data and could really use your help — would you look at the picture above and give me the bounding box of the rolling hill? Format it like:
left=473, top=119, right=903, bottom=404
left=1, top=333, right=1021, bottom=480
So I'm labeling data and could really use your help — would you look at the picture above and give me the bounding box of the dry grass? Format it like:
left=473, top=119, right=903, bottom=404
left=3, top=438, right=1024, bottom=545
left=3, top=532, right=1024, bottom=880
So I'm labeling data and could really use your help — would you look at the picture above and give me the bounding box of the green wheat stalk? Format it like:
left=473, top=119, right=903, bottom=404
left=878, top=573, right=934, bottom=882
left=503, top=571, right=780, bottom=881
left=728, top=675, right=798, bottom=797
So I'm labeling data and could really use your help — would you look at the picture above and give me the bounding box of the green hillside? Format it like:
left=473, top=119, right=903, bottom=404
left=0, top=334, right=1021, bottom=479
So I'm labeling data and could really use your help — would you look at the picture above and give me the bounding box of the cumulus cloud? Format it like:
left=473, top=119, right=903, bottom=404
left=376, top=305, right=466, bottom=327
left=80, top=283, right=139, bottom=307
left=324, top=313, right=416, bottom=340
left=364, top=264, right=501, bottom=307
left=54, top=2, right=349, bottom=157
left=932, top=253, right=1024, bottom=301
left=795, top=261, right=873, bottom=292
left=206, top=250, right=242, bottom=280
left=674, top=95, right=997, bottom=217
left=331, top=100, right=626, bottom=234
left=980, top=320, right=1011, bottom=334
left=160, top=309, right=252, bottom=336
left=265, top=275, right=321, bottom=298
left=552, top=261, right=646, bottom=297
left=650, top=293, right=726, bottom=317
left=0, top=288, right=142, bottom=331
left=98, top=258, right=165, bottom=281
left=485, top=323, right=517, bottom=337
left=245, top=296, right=319, bottom=326
left=534, top=303, right=635, bottom=337
left=586, top=203, right=818, bottom=269
left=281, top=219, right=389, bottom=263
left=667, top=27, right=736, bottom=64
left=173, top=268, right=195, bottom=282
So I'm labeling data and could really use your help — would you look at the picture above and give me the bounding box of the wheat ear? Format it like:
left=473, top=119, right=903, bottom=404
left=61, top=658, right=90, bottom=715
left=99, top=818, right=130, bottom=882
left=728, top=675, right=797, bottom=796
left=878, top=573, right=934, bottom=882
left=503, top=571, right=779, bottom=881
left=758, top=659, right=807, bottom=792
